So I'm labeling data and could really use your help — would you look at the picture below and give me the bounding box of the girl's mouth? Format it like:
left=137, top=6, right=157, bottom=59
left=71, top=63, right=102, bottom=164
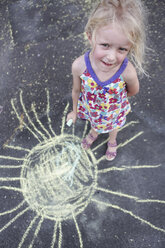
left=102, top=61, right=113, bottom=66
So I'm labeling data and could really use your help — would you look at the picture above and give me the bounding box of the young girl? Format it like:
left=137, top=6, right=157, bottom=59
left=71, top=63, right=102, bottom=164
left=67, top=0, right=146, bottom=161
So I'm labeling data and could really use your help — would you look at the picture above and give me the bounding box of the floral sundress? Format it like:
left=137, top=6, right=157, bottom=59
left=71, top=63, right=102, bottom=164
left=77, top=51, right=131, bottom=133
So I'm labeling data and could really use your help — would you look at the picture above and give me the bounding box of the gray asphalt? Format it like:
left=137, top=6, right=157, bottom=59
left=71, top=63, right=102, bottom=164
left=0, top=0, right=165, bottom=248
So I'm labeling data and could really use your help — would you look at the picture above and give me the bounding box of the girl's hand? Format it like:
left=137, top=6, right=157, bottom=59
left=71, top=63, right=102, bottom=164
left=66, top=111, right=77, bottom=124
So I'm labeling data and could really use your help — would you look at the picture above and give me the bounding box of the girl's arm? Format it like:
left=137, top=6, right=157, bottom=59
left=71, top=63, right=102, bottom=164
left=67, top=56, right=83, bottom=123
left=123, top=62, right=139, bottom=97
left=72, top=59, right=81, bottom=115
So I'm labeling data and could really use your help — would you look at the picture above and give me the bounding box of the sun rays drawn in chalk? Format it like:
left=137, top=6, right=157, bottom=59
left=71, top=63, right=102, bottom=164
left=0, top=89, right=165, bottom=248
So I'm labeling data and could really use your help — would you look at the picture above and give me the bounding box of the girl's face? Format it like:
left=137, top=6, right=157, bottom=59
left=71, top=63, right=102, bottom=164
left=88, top=23, right=132, bottom=74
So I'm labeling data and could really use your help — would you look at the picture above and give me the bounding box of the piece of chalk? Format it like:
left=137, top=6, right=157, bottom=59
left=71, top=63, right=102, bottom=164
left=67, top=119, right=73, bottom=127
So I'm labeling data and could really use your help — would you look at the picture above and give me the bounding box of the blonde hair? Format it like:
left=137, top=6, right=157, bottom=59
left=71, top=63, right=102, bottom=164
left=85, top=0, right=148, bottom=75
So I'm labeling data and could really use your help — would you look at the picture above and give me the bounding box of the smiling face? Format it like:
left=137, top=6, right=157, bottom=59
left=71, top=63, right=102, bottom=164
left=88, top=23, right=132, bottom=75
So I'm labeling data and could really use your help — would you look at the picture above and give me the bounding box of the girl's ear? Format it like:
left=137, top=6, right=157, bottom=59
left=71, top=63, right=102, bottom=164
left=86, top=32, right=92, bottom=45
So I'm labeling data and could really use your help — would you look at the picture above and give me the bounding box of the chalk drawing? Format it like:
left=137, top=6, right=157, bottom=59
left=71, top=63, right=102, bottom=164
left=0, top=89, right=165, bottom=248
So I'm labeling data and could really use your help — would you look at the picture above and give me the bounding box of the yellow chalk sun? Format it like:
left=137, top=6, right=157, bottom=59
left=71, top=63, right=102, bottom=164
left=0, top=89, right=165, bottom=248
left=21, top=134, right=97, bottom=221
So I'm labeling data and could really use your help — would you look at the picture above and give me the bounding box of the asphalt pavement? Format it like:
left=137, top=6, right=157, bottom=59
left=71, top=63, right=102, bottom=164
left=0, top=0, right=165, bottom=248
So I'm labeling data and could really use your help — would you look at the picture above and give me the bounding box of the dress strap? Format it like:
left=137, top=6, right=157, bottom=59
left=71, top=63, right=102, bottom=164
left=84, top=50, right=128, bottom=87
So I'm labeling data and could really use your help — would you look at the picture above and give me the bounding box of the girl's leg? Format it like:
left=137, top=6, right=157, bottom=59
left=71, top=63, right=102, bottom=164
left=81, top=128, right=98, bottom=149
left=109, top=129, right=118, bottom=143
left=106, top=129, right=118, bottom=161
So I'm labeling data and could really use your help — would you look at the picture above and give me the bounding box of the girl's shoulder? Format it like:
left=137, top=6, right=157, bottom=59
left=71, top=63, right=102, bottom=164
left=72, top=54, right=86, bottom=76
left=122, top=61, right=138, bottom=85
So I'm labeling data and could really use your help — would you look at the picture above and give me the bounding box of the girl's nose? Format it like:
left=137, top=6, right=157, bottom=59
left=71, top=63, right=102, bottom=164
left=107, top=50, right=116, bottom=62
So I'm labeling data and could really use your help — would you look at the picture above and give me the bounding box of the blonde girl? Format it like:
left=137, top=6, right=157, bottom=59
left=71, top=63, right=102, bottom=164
left=67, top=0, right=147, bottom=160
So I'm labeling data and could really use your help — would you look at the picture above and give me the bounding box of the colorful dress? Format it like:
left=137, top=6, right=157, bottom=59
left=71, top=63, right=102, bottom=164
left=77, top=51, right=131, bottom=133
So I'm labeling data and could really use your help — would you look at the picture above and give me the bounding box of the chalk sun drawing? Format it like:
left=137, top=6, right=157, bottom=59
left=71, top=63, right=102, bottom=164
left=0, top=89, right=165, bottom=248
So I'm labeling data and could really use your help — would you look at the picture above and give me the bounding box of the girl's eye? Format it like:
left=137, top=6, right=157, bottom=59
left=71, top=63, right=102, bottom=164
left=101, top=44, right=109, bottom=48
left=119, top=47, right=128, bottom=52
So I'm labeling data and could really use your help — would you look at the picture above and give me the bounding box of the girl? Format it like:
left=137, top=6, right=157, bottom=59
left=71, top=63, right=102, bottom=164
left=67, top=0, right=147, bottom=161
